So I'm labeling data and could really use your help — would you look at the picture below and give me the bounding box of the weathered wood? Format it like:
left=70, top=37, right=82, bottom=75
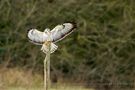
left=44, top=41, right=51, bottom=90
left=44, top=56, right=47, bottom=90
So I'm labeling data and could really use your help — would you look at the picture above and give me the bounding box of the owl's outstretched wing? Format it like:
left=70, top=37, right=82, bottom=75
left=27, top=29, right=48, bottom=45
left=51, top=22, right=76, bottom=43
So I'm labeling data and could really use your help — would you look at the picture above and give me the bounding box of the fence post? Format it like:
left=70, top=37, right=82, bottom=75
left=44, top=42, right=51, bottom=90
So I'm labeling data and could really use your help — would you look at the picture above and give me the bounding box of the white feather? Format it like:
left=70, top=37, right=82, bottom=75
left=27, top=23, right=75, bottom=53
left=27, top=23, right=75, bottom=44
left=51, top=23, right=74, bottom=42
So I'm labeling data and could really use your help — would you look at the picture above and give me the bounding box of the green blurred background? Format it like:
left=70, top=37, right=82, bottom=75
left=0, top=0, right=135, bottom=89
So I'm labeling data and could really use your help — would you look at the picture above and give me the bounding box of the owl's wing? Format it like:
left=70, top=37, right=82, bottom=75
left=51, top=22, right=76, bottom=43
left=27, top=29, right=48, bottom=45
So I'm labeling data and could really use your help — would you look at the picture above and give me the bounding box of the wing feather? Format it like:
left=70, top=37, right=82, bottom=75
left=27, top=22, right=76, bottom=45
left=27, top=29, right=48, bottom=45
left=51, top=22, right=76, bottom=42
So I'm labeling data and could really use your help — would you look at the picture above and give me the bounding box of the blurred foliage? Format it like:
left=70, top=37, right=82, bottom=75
left=0, top=0, right=135, bottom=89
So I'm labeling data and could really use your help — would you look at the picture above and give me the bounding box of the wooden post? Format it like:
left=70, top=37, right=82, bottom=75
left=44, top=41, right=51, bottom=90
left=47, top=50, right=51, bottom=88
left=44, top=56, right=47, bottom=90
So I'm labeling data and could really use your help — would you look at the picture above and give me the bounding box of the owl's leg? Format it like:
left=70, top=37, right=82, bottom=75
left=41, top=41, right=58, bottom=54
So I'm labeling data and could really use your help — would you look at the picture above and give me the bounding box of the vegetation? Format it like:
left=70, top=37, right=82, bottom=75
left=0, top=0, right=135, bottom=90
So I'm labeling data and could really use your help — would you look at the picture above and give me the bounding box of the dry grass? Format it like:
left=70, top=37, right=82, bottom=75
left=0, top=68, right=42, bottom=88
left=5, top=86, right=94, bottom=90
left=0, top=68, right=94, bottom=90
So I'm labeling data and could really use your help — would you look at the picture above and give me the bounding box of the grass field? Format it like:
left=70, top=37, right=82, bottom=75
left=0, top=68, right=94, bottom=90
left=4, top=86, right=94, bottom=90
left=6, top=88, right=93, bottom=90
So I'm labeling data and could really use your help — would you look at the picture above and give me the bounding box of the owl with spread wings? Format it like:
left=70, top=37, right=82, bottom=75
left=27, top=22, right=76, bottom=54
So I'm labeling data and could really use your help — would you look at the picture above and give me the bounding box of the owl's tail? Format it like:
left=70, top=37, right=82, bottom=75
left=41, top=42, right=58, bottom=54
